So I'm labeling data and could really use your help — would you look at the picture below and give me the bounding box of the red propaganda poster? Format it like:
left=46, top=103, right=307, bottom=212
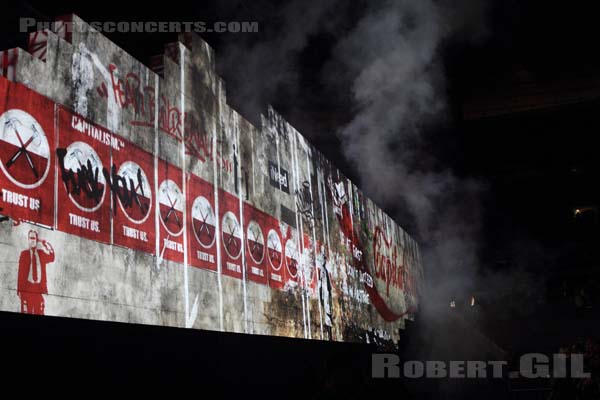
left=157, top=160, right=185, bottom=263
left=187, top=173, right=217, bottom=271
left=283, top=228, right=301, bottom=288
left=266, top=226, right=284, bottom=290
left=111, top=139, right=155, bottom=254
left=0, top=78, right=55, bottom=227
left=219, top=189, right=242, bottom=279
left=56, top=107, right=116, bottom=243
left=243, top=204, right=271, bottom=285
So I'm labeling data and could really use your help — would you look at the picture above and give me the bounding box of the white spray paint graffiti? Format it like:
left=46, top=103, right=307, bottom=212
left=73, top=44, right=121, bottom=132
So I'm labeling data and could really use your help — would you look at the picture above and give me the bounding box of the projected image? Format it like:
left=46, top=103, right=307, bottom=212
left=192, top=196, right=216, bottom=248
left=61, top=141, right=106, bottom=212
left=116, top=161, right=152, bottom=224
left=0, top=109, right=50, bottom=188
left=221, top=211, right=242, bottom=259
left=158, top=179, right=184, bottom=236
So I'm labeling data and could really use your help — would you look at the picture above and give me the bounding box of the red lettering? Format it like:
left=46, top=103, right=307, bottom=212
left=97, top=63, right=233, bottom=171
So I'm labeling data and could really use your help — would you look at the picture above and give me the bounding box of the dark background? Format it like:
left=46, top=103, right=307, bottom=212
left=1, top=1, right=600, bottom=397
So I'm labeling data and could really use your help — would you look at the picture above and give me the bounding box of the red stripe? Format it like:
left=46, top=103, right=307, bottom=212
left=27, top=32, right=36, bottom=52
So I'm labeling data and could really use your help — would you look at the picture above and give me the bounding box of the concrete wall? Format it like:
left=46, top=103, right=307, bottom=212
left=0, top=14, right=423, bottom=345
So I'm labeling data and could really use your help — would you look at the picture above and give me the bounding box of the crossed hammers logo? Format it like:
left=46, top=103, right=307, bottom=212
left=162, top=192, right=182, bottom=229
left=196, top=207, right=213, bottom=243
left=224, top=219, right=239, bottom=255
left=4, top=118, right=41, bottom=179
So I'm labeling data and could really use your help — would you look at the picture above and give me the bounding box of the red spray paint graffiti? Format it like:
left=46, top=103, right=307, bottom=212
left=28, top=30, right=49, bottom=62
left=95, top=63, right=232, bottom=172
left=0, top=49, right=18, bottom=81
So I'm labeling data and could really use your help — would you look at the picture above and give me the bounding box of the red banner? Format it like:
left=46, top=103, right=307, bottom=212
left=157, top=160, right=185, bottom=263
left=187, top=174, right=217, bottom=271
left=111, top=138, right=155, bottom=254
left=243, top=204, right=271, bottom=285
left=267, top=226, right=285, bottom=290
left=219, top=189, right=242, bottom=279
left=56, top=107, right=115, bottom=243
left=0, top=78, right=55, bottom=227
left=283, top=230, right=300, bottom=287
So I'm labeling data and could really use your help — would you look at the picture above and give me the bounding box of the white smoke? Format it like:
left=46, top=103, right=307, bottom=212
left=328, top=0, right=489, bottom=315
left=219, top=0, right=491, bottom=314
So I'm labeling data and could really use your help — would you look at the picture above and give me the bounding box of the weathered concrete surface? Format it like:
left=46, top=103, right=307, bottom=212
left=0, top=14, right=423, bottom=346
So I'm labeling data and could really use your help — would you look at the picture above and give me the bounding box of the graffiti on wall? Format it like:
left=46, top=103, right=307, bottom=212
left=0, top=18, right=423, bottom=344
left=95, top=61, right=231, bottom=172
left=0, top=48, right=19, bottom=80
left=268, top=161, right=290, bottom=194
left=295, top=180, right=321, bottom=230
